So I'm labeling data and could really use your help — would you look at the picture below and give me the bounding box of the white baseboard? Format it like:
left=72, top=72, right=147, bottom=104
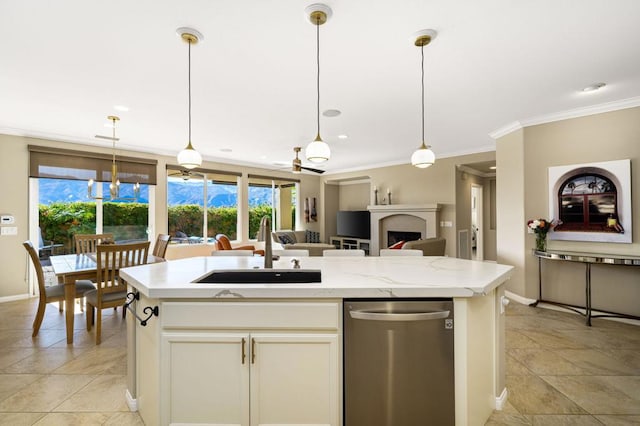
left=495, top=387, right=508, bottom=410
left=0, top=293, right=31, bottom=303
left=125, top=389, right=138, bottom=412
left=504, top=290, right=536, bottom=306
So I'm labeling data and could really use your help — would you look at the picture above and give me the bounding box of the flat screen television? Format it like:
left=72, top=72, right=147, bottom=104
left=336, top=210, right=371, bottom=239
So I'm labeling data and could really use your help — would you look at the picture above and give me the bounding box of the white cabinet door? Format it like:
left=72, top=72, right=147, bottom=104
left=249, top=333, right=339, bottom=426
left=161, top=332, right=250, bottom=426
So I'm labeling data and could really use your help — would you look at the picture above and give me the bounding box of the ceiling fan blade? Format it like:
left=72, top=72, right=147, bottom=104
left=301, top=166, right=325, bottom=174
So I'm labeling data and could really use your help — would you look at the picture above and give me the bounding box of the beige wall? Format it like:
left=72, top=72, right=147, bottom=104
left=338, top=182, right=370, bottom=211
left=496, top=129, right=526, bottom=296
left=497, top=107, right=640, bottom=316
left=322, top=151, right=496, bottom=258
left=0, top=137, right=30, bottom=299
left=0, top=135, right=320, bottom=299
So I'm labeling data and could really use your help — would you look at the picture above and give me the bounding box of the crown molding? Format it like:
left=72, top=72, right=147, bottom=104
left=489, top=122, right=523, bottom=140
left=489, top=96, right=640, bottom=140
left=522, top=96, right=640, bottom=127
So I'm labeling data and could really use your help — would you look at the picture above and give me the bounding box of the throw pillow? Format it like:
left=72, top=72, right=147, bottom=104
left=388, top=240, right=405, bottom=249
left=305, top=230, right=321, bottom=243
left=278, top=233, right=296, bottom=245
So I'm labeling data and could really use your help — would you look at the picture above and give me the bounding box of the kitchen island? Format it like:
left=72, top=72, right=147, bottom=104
left=120, top=255, right=513, bottom=426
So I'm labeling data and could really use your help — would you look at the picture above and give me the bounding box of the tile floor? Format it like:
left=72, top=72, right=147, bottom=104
left=486, top=302, right=640, bottom=425
left=0, top=298, right=143, bottom=425
left=0, top=297, right=639, bottom=425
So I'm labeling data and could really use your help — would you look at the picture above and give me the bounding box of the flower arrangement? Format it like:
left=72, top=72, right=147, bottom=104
left=527, top=218, right=556, bottom=251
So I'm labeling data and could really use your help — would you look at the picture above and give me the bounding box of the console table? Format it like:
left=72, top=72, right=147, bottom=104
left=532, top=250, right=640, bottom=325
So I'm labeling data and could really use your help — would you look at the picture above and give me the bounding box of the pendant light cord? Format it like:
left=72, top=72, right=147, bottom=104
left=316, top=16, right=321, bottom=138
left=112, top=118, right=116, bottom=165
left=421, top=44, right=425, bottom=144
left=188, top=39, right=192, bottom=144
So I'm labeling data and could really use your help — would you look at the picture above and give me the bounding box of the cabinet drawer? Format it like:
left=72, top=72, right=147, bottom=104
left=162, top=301, right=340, bottom=330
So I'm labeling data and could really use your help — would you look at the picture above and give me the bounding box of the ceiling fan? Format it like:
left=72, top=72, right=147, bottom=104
left=168, top=169, right=198, bottom=181
left=292, top=147, right=325, bottom=174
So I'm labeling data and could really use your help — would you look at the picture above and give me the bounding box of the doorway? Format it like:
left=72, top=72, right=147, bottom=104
left=471, top=184, right=483, bottom=261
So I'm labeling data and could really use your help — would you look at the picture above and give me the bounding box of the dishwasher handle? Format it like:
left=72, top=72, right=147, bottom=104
left=349, top=309, right=450, bottom=322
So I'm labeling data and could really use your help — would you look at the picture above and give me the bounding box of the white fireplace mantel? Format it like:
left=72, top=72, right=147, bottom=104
left=367, top=204, right=442, bottom=256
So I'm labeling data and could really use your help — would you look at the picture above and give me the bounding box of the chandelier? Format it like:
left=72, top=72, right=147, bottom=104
left=87, top=115, right=140, bottom=201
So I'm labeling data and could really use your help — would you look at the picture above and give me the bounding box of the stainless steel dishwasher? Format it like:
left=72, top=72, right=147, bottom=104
left=344, top=299, right=455, bottom=426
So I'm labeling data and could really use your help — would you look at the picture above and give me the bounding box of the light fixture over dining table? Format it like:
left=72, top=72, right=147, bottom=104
left=87, top=115, right=140, bottom=201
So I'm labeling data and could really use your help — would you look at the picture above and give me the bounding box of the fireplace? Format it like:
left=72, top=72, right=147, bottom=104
left=367, top=204, right=441, bottom=256
left=388, top=231, right=421, bottom=246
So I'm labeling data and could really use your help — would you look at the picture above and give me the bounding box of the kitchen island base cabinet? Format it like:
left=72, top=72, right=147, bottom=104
left=138, top=299, right=341, bottom=426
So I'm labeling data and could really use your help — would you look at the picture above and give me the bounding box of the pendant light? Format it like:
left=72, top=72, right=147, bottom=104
left=176, top=27, right=203, bottom=169
left=88, top=116, right=140, bottom=201
left=411, top=29, right=437, bottom=169
left=304, top=4, right=332, bottom=164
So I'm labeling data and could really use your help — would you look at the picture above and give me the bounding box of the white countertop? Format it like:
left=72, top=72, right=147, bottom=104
left=120, top=256, right=513, bottom=299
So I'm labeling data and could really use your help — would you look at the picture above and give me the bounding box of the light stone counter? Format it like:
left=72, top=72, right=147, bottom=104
left=120, top=255, right=513, bottom=299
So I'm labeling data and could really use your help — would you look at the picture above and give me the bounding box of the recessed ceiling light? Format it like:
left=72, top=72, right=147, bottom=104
left=338, top=134, right=348, bottom=139
left=113, top=105, right=129, bottom=112
left=489, top=166, right=497, bottom=170
left=582, top=82, right=606, bottom=92
left=322, top=109, right=341, bottom=117
left=220, top=148, right=232, bottom=153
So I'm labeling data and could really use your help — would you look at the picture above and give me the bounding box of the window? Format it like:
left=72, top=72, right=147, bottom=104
left=556, top=173, right=621, bottom=232
left=29, top=145, right=155, bottom=254
left=248, top=175, right=299, bottom=238
left=167, top=167, right=240, bottom=243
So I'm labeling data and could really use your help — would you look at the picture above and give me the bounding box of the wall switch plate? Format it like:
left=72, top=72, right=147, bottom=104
left=0, top=226, right=18, bottom=236
left=0, top=215, right=15, bottom=224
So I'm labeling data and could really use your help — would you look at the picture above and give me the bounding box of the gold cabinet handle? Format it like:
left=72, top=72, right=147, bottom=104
left=241, top=338, right=246, bottom=364
left=251, top=338, right=256, bottom=364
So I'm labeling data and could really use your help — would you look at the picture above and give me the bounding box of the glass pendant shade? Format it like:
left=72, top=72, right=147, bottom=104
left=411, top=142, right=435, bottom=168
left=305, top=135, right=331, bottom=163
left=177, top=141, right=202, bottom=169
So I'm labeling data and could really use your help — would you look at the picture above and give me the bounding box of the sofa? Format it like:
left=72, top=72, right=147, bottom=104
left=271, top=230, right=335, bottom=257
left=396, top=237, right=446, bottom=256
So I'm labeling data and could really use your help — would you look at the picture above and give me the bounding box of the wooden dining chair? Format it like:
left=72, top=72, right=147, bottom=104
left=85, top=241, right=150, bottom=344
left=23, top=241, right=96, bottom=337
left=152, top=234, right=171, bottom=259
left=74, top=233, right=114, bottom=254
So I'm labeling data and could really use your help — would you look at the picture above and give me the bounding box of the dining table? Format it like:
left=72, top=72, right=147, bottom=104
left=49, top=252, right=164, bottom=344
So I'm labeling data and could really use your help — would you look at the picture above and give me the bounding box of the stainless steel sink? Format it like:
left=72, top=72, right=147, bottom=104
left=194, top=269, right=322, bottom=284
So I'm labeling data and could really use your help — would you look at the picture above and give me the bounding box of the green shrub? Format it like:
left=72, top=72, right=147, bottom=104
left=40, top=202, right=276, bottom=250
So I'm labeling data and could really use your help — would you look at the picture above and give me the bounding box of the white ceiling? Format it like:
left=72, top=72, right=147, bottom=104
left=1, top=0, right=640, bottom=174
